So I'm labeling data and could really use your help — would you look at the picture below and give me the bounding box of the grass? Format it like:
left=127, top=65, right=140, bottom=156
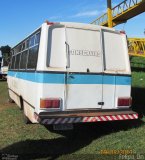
left=0, top=57, right=145, bottom=159
left=131, top=56, right=145, bottom=88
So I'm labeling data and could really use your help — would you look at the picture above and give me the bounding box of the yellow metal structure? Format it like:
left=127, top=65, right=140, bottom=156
left=107, top=0, right=113, bottom=28
left=91, top=0, right=145, bottom=27
left=91, top=0, right=145, bottom=57
left=128, top=38, right=145, bottom=57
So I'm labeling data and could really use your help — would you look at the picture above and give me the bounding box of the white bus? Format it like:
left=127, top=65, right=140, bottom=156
left=0, top=54, right=2, bottom=78
left=7, top=21, right=138, bottom=130
left=0, top=58, right=8, bottom=80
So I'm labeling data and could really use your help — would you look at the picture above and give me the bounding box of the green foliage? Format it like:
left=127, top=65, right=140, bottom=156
left=130, top=56, right=145, bottom=68
left=0, top=45, right=11, bottom=56
left=0, top=45, right=11, bottom=64
left=0, top=78, right=145, bottom=159
left=0, top=57, right=145, bottom=159
left=132, top=72, right=145, bottom=88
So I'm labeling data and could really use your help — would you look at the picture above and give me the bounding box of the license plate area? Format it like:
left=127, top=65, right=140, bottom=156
left=53, top=124, right=73, bottom=130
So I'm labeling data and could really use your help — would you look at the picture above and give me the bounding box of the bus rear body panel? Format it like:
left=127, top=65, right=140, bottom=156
left=7, top=22, right=137, bottom=125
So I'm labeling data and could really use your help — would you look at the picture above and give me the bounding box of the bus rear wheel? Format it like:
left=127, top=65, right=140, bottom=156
left=20, top=96, right=24, bottom=110
left=23, top=113, right=31, bottom=124
left=8, top=91, right=15, bottom=103
left=8, top=97, right=14, bottom=103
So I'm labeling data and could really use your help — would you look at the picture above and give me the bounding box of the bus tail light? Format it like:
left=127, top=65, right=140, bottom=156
left=118, top=97, right=132, bottom=107
left=40, top=98, right=60, bottom=109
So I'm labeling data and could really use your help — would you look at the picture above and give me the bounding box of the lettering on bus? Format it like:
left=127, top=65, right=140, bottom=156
left=70, top=49, right=101, bottom=57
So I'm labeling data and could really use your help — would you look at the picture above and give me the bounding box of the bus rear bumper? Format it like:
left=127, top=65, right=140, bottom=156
left=34, top=109, right=138, bottom=125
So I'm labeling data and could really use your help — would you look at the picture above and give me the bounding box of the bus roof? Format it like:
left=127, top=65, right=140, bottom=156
left=12, top=21, right=117, bottom=50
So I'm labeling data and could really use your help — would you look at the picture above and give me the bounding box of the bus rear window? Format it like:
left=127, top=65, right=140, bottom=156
left=102, top=30, right=127, bottom=72
left=47, top=27, right=66, bottom=68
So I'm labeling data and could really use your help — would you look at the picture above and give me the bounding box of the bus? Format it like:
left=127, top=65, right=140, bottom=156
left=0, top=58, right=8, bottom=80
left=0, top=50, right=8, bottom=80
left=7, top=21, right=138, bottom=130
left=0, top=52, right=1, bottom=72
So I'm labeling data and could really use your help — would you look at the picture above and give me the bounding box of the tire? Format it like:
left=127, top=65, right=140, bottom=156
left=8, top=97, right=15, bottom=103
left=8, top=90, right=15, bottom=103
left=19, top=96, right=24, bottom=110
left=23, top=113, right=31, bottom=124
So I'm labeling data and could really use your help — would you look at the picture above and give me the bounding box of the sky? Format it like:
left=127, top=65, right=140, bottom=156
left=0, top=0, right=145, bottom=48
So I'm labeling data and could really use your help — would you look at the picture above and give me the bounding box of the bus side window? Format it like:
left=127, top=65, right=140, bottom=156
left=18, top=44, right=22, bottom=53
left=21, top=42, right=26, bottom=51
left=11, top=56, right=16, bottom=69
left=27, top=46, right=38, bottom=69
left=9, top=50, right=14, bottom=69
left=15, top=54, right=21, bottom=70
left=20, top=50, right=28, bottom=70
left=35, top=32, right=40, bottom=45
left=29, top=36, right=35, bottom=47
left=11, top=50, right=14, bottom=56
left=14, top=47, right=18, bottom=54
left=26, top=39, right=29, bottom=49
left=15, top=47, right=18, bottom=54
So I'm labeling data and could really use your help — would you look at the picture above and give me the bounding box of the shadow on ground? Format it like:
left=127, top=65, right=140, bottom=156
left=132, top=87, right=145, bottom=117
left=0, top=86, right=145, bottom=160
left=0, top=118, right=144, bottom=160
left=131, top=67, right=145, bottom=72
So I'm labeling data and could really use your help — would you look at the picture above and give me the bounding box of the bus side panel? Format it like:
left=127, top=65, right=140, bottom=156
left=8, top=71, right=66, bottom=114
left=37, top=23, right=49, bottom=71
left=7, top=75, right=20, bottom=107
left=8, top=88, right=21, bottom=107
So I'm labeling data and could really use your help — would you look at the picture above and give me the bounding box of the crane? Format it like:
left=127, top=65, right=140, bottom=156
left=91, top=0, right=145, bottom=57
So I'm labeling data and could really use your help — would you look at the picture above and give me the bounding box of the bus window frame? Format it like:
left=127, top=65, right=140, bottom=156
left=9, top=28, right=41, bottom=72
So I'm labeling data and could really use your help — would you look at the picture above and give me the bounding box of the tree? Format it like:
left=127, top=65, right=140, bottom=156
left=0, top=45, right=11, bottom=57
left=0, top=45, right=11, bottom=65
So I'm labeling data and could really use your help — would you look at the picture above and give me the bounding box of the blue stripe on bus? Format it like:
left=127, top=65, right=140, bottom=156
left=103, top=75, right=131, bottom=85
left=67, top=74, right=102, bottom=84
left=116, top=76, right=131, bottom=85
left=8, top=71, right=65, bottom=84
left=8, top=71, right=131, bottom=85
